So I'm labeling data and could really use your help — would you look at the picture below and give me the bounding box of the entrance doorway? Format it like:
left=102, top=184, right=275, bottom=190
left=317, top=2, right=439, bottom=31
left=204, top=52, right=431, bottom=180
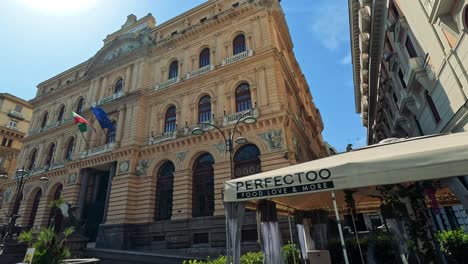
left=80, top=164, right=113, bottom=242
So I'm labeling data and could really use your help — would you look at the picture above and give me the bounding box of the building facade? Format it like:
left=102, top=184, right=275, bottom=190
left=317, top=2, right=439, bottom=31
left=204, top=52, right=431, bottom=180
left=0, top=93, right=32, bottom=180
left=349, top=0, right=468, bottom=230
left=1, top=0, right=327, bottom=256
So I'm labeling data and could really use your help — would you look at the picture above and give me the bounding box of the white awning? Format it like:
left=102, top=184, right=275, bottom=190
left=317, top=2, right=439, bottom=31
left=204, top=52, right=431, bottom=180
left=224, top=132, right=468, bottom=210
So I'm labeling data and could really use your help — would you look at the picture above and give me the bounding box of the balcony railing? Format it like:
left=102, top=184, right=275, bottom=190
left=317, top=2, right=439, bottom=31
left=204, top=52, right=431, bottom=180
left=50, top=161, right=65, bottom=170
left=403, top=57, right=425, bottom=88
left=30, top=166, right=47, bottom=176
left=186, top=65, right=214, bottom=79
left=80, top=142, right=116, bottom=159
left=185, top=119, right=215, bottom=135
left=155, top=77, right=179, bottom=91
left=223, top=108, right=259, bottom=126
left=222, top=50, right=253, bottom=66
left=149, top=130, right=178, bottom=145
left=93, top=91, right=124, bottom=106
left=29, top=117, right=73, bottom=136
left=4, top=124, right=19, bottom=131
left=8, top=110, right=24, bottom=120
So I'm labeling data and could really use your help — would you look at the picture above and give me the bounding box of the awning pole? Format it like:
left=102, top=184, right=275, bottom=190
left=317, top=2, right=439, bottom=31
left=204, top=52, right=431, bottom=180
left=287, top=211, right=297, bottom=264
left=332, top=191, right=349, bottom=264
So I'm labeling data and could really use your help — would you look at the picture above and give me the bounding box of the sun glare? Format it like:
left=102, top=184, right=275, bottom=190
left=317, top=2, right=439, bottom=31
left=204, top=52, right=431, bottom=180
left=19, top=0, right=96, bottom=15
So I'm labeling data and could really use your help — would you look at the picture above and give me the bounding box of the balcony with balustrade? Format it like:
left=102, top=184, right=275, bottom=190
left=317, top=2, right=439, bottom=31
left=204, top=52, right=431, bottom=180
left=222, top=50, right=254, bottom=66
left=186, top=65, right=214, bottom=80
left=93, top=91, right=124, bottom=106
left=223, top=108, right=259, bottom=126
left=155, top=77, right=179, bottom=91
left=7, top=110, right=25, bottom=120
left=81, top=142, right=117, bottom=159
left=28, top=117, right=73, bottom=136
left=149, top=130, right=179, bottom=145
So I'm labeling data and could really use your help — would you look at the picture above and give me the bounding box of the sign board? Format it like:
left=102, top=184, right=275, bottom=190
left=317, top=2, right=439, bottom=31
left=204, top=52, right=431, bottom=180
left=23, top=247, right=35, bottom=264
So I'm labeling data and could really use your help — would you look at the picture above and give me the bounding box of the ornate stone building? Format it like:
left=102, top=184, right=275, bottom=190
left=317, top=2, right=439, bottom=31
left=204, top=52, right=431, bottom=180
left=0, top=93, right=32, bottom=210
left=1, top=0, right=327, bottom=256
left=349, top=0, right=468, bottom=230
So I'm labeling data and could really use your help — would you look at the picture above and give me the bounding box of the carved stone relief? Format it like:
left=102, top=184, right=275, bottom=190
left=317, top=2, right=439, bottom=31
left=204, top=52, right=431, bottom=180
left=258, top=129, right=284, bottom=151
left=136, top=160, right=150, bottom=176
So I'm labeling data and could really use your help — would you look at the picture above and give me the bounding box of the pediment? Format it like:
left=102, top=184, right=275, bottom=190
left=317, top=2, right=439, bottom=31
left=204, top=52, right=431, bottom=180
left=85, top=31, right=154, bottom=75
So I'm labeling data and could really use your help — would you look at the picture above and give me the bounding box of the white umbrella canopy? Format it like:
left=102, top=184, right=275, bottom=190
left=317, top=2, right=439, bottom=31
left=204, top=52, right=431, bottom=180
left=224, top=132, right=468, bottom=211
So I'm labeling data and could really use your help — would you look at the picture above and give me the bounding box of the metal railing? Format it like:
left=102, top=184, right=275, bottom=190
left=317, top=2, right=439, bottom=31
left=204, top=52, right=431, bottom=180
left=149, top=130, right=178, bottom=145
left=7, top=110, right=24, bottom=120
left=186, top=65, right=214, bottom=79
left=80, top=142, right=116, bottom=159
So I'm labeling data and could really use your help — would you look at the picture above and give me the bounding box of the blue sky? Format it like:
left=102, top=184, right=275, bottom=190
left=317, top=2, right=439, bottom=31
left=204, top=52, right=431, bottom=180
left=0, top=0, right=366, bottom=151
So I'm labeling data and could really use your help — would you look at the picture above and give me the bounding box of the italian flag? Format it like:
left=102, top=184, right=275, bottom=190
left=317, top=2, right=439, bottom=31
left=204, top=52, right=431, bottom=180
left=72, top=112, right=92, bottom=132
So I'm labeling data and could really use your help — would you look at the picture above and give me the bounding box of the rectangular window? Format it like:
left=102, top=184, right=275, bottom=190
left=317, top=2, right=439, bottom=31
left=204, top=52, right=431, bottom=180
left=200, top=17, right=207, bottom=23
left=15, top=105, right=22, bottom=113
left=7, top=139, right=12, bottom=147
left=171, top=31, right=178, bottom=36
left=9, top=121, right=17, bottom=128
left=232, top=2, right=239, bottom=8
left=405, top=36, right=418, bottom=58
left=1, top=138, right=7, bottom=146
left=398, top=69, right=407, bottom=89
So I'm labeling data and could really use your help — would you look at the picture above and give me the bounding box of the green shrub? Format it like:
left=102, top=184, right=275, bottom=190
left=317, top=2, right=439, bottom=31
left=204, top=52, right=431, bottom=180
left=282, top=242, right=300, bottom=264
left=437, top=228, right=468, bottom=264
left=371, top=230, right=397, bottom=264
left=18, top=227, right=74, bottom=264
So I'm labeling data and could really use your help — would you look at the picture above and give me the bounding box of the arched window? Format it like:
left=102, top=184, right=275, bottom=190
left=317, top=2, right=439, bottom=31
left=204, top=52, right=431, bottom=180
left=169, top=61, right=179, bottom=79
left=106, top=121, right=117, bottom=144
left=28, top=149, right=37, bottom=171
left=192, top=153, right=214, bottom=217
left=233, top=34, right=246, bottom=55
left=27, top=189, right=42, bottom=229
left=65, top=138, right=75, bottom=160
left=235, top=83, right=252, bottom=112
left=45, top=143, right=56, bottom=167
left=114, top=78, right=124, bottom=94
left=48, top=185, right=63, bottom=232
left=199, top=48, right=210, bottom=68
left=76, top=98, right=85, bottom=114
left=155, top=161, right=175, bottom=221
left=198, top=95, right=212, bottom=123
left=425, top=90, right=441, bottom=124
left=41, top=112, right=48, bottom=129
left=164, top=106, right=177, bottom=133
left=234, top=144, right=261, bottom=178
left=57, top=105, right=65, bottom=122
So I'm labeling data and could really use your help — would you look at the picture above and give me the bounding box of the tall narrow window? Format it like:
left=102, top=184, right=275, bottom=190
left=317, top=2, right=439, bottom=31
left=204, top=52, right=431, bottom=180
left=48, top=185, right=63, bottom=232
left=57, top=105, right=65, bottom=122
left=233, top=34, right=246, bottom=55
left=198, top=96, right=212, bottom=123
left=28, top=149, right=37, bottom=171
left=115, top=78, right=124, bottom=94
left=199, top=48, right=210, bottom=68
left=155, top=161, right=175, bottom=221
left=45, top=143, right=56, bottom=167
left=405, top=36, right=418, bottom=58
left=192, top=153, right=214, bottom=217
left=235, top=83, right=252, bottom=112
left=234, top=144, right=261, bottom=178
left=169, top=61, right=179, bottom=79
left=76, top=98, right=85, bottom=114
left=27, top=189, right=42, bottom=229
left=425, top=90, right=441, bottom=124
left=106, top=121, right=116, bottom=144
left=164, top=106, right=177, bottom=133
left=398, top=69, right=407, bottom=89
left=41, top=112, right=48, bottom=129
left=65, top=138, right=75, bottom=160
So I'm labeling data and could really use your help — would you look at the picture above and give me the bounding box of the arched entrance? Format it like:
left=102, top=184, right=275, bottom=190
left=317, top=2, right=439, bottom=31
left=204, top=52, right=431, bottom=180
left=155, top=161, right=175, bottom=221
left=192, top=153, right=215, bottom=217
left=27, top=189, right=42, bottom=229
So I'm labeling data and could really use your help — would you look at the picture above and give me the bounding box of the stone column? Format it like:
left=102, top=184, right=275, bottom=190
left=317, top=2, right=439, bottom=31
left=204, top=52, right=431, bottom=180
left=99, top=77, right=108, bottom=99
left=116, top=105, right=126, bottom=145
left=171, top=169, right=192, bottom=220
left=213, top=161, right=230, bottom=216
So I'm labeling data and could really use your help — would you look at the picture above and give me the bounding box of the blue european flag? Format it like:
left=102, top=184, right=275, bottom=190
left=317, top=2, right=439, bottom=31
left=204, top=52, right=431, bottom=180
left=91, top=107, right=114, bottom=130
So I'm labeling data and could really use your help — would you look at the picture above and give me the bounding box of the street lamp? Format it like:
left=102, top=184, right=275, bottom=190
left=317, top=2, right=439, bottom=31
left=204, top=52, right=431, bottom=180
left=0, top=167, right=30, bottom=255
left=191, top=109, right=257, bottom=264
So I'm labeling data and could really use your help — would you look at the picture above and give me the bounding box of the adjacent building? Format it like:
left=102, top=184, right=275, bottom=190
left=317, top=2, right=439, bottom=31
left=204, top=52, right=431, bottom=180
left=349, top=0, right=468, bottom=230
left=1, top=0, right=327, bottom=256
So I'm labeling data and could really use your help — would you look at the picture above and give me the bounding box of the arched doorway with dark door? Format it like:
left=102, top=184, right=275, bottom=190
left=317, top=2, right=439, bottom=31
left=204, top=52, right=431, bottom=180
left=27, top=188, right=42, bottom=230
left=192, top=153, right=215, bottom=218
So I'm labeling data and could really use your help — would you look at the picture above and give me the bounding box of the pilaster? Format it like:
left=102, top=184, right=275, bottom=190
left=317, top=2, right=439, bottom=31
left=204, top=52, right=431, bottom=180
left=213, top=161, right=231, bottom=216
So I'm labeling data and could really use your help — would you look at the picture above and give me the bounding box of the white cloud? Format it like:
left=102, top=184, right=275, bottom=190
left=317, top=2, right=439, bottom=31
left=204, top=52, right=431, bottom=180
left=310, top=2, right=349, bottom=51
left=339, top=54, right=351, bottom=64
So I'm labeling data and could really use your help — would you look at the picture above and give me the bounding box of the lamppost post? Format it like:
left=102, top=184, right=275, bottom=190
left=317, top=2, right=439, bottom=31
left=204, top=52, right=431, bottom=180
left=0, top=167, right=30, bottom=255
left=191, top=109, right=257, bottom=264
